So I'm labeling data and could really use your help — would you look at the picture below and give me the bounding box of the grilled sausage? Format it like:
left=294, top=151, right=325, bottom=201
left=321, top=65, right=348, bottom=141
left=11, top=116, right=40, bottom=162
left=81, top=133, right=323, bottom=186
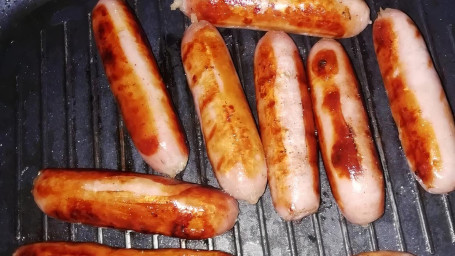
left=307, top=39, right=384, bottom=225
left=92, top=0, right=188, bottom=177
left=171, top=0, right=370, bottom=38
left=33, top=169, right=239, bottom=239
left=373, top=8, right=455, bottom=194
left=14, top=242, right=233, bottom=256
left=355, top=251, right=415, bottom=256
left=181, top=21, right=267, bottom=204
left=254, top=31, right=319, bottom=220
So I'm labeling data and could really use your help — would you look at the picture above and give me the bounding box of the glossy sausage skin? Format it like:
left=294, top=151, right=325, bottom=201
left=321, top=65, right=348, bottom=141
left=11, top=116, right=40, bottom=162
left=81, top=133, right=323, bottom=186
left=254, top=31, right=319, bottom=220
left=171, top=0, right=370, bottom=38
left=14, top=242, right=233, bottom=256
left=33, top=169, right=239, bottom=239
left=181, top=21, right=267, bottom=204
left=92, top=0, right=188, bottom=177
left=373, top=8, right=455, bottom=194
left=308, top=39, right=384, bottom=225
left=355, top=251, right=415, bottom=256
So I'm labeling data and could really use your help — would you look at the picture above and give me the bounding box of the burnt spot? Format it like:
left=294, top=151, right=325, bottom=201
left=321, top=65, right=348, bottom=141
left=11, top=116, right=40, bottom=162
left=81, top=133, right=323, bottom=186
left=322, top=89, right=362, bottom=179
left=95, top=18, right=113, bottom=41
left=135, top=135, right=159, bottom=155
left=312, top=49, right=339, bottom=80
left=224, top=104, right=235, bottom=122
left=243, top=17, right=253, bottom=24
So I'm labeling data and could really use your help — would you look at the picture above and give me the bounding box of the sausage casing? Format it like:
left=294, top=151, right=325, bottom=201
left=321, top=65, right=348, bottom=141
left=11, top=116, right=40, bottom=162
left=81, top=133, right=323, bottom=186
left=254, top=31, right=319, bottom=220
left=171, top=0, right=370, bottom=38
left=33, top=169, right=239, bottom=239
left=308, top=39, right=384, bottom=225
left=373, top=8, right=455, bottom=194
left=355, top=251, right=415, bottom=256
left=181, top=21, right=268, bottom=204
left=14, top=242, right=233, bottom=256
left=92, top=0, right=188, bottom=177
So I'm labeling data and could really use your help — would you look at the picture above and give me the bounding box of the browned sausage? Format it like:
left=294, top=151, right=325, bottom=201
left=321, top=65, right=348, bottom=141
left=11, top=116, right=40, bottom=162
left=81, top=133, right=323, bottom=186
left=355, top=251, right=415, bottom=256
left=92, top=0, right=188, bottom=177
left=181, top=21, right=268, bottom=204
left=171, top=0, right=371, bottom=38
left=373, top=8, right=455, bottom=193
left=307, top=39, right=384, bottom=225
left=254, top=31, right=319, bottom=220
left=14, top=242, right=233, bottom=256
left=33, top=169, right=239, bottom=239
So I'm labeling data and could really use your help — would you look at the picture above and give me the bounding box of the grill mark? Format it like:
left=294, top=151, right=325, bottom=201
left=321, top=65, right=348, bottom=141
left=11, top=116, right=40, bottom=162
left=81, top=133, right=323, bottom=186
left=254, top=37, right=287, bottom=170
left=373, top=19, right=441, bottom=187
left=322, top=89, right=363, bottom=180
left=193, top=0, right=346, bottom=37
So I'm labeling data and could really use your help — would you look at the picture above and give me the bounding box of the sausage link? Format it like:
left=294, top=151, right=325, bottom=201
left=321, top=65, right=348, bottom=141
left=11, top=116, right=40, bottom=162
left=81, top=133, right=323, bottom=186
left=373, top=8, right=455, bottom=193
left=254, top=31, right=319, bottom=220
left=171, top=0, right=370, bottom=38
left=181, top=21, right=267, bottom=204
left=33, top=169, right=239, bottom=239
left=355, top=251, right=415, bottom=256
left=92, top=0, right=188, bottom=177
left=308, top=39, right=384, bottom=225
left=14, top=242, right=233, bottom=256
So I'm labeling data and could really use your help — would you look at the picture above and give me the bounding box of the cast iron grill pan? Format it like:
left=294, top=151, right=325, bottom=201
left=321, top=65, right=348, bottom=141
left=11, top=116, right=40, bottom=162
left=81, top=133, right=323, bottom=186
left=1, top=0, right=455, bottom=255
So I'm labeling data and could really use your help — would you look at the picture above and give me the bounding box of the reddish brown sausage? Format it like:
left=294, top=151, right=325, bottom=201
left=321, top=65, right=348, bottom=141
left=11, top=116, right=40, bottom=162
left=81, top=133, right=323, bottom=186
left=14, top=242, right=233, bottom=256
left=181, top=21, right=268, bottom=204
left=308, top=39, right=384, bottom=225
left=373, top=8, right=455, bottom=193
left=171, top=0, right=370, bottom=38
left=355, top=251, right=415, bottom=256
left=33, top=169, right=239, bottom=239
left=254, top=31, right=319, bottom=220
left=92, top=0, right=188, bottom=177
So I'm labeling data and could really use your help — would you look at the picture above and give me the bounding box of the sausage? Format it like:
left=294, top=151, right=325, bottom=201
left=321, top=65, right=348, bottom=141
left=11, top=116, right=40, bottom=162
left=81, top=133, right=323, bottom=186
left=254, top=31, right=319, bottom=220
left=171, top=0, right=370, bottom=38
left=14, top=242, right=233, bottom=256
left=32, top=169, right=239, bottom=239
left=181, top=21, right=267, bottom=204
left=355, top=251, right=415, bottom=256
left=92, top=0, right=188, bottom=177
left=373, top=8, right=455, bottom=194
left=307, top=39, right=384, bottom=225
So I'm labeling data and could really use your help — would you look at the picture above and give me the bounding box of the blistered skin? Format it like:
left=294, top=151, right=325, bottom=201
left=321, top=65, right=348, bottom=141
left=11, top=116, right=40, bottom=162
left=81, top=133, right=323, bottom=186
left=308, top=39, right=384, bottom=225
left=14, top=242, right=233, bottom=256
left=373, top=8, right=455, bottom=194
left=92, top=0, right=188, bottom=177
left=33, top=169, right=239, bottom=239
left=172, top=0, right=370, bottom=38
left=181, top=21, right=267, bottom=204
left=355, top=251, right=415, bottom=256
left=254, top=31, right=319, bottom=220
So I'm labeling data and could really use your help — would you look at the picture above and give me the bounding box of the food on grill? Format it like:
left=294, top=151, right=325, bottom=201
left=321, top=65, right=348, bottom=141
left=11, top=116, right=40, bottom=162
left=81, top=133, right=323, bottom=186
left=14, top=242, right=233, bottom=256
left=181, top=21, right=267, bottom=204
left=171, top=0, right=371, bottom=38
left=355, top=250, right=415, bottom=256
left=307, top=38, right=385, bottom=225
left=33, top=169, right=239, bottom=239
left=92, top=0, right=189, bottom=177
left=373, top=8, right=455, bottom=194
left=254, top=31, right=319, bottom=220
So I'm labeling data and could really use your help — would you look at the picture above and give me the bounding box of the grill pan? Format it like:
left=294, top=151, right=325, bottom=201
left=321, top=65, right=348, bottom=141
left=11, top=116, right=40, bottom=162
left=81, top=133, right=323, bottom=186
left=1, top=0, right=455, bottom=255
